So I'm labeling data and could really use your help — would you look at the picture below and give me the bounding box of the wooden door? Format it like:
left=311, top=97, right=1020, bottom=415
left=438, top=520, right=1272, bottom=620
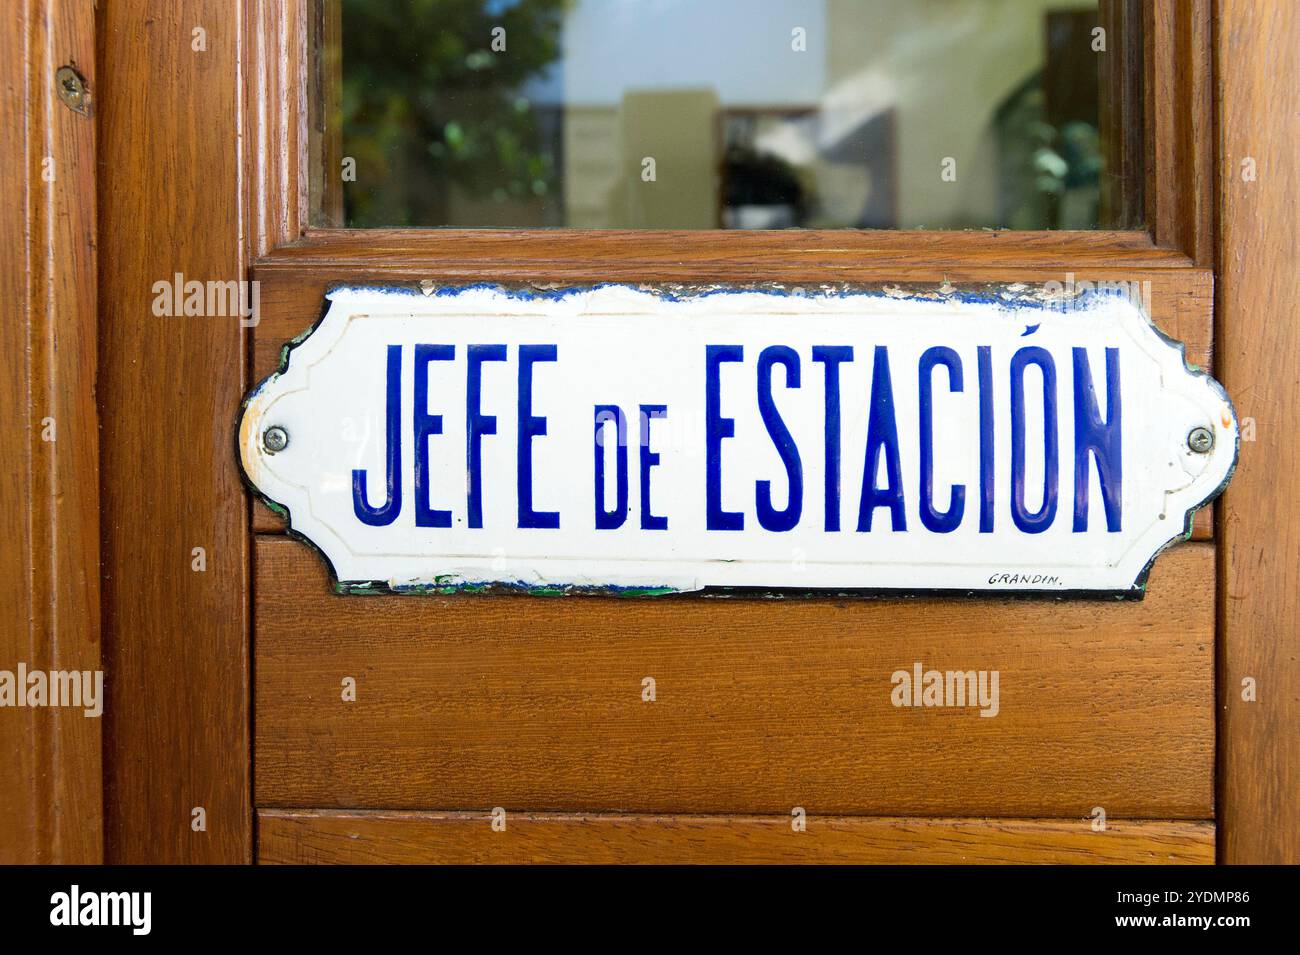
left=5, top=0, right=1295, bottom=865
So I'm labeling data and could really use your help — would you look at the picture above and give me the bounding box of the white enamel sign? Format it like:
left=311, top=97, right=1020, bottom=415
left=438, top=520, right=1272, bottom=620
left=239, top=284, right=1237, bottom=596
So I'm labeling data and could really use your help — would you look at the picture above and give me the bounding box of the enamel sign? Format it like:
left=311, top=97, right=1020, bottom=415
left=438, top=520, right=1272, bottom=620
left=239, top=284, right=1237, bottom=596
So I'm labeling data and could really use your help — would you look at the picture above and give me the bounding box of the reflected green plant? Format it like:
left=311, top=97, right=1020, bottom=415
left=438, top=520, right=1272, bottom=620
left=341, top=0, right=568, bottom=226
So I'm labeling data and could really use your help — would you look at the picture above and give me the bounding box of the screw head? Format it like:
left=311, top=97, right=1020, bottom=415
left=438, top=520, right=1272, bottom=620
left=1188, top=426, right=1214, bottom=454
left=263, top=425, right=289, bottom=454
left=55, top=66, right=88, bottom=114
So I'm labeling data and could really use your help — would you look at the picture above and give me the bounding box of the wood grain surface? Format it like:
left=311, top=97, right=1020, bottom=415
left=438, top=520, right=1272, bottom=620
left=258, top=810, right=1214, bottom=865
left=244, top=0, right=309, bottom=258
left=1216, top=0, right=1300, bottom=864
left=1145, top=0, right=1214, bottom=265
left=0, top=0, right=102, bottom=864
left=97, top=0, right=251, bottom=863
left=73, top=0, right=1245, bottom=867
left=255, top=536, right=1215, bottom=817
left=268, top=228, right=1198, bottom=270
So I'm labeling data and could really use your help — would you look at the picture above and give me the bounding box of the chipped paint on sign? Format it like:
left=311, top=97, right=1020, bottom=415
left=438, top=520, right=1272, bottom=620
left=238, top=284, right=1237, bottom=597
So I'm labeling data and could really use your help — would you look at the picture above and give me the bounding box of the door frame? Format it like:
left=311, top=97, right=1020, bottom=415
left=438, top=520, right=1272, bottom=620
left=1213, top=0, right=1300, bottom=865
left=6, top=0, right=1272, bottom=863
left=0, top=0, right=101, bottom=865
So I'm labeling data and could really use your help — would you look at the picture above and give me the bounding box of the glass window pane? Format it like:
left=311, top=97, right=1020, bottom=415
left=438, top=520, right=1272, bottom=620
left=312, top=0, right=1143, bottom=230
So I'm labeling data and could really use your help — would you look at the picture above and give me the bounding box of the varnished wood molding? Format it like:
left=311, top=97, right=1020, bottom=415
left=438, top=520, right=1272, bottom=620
left=1216, top=0, right=1300, bottom=865
left=1146, top=0, right=1214, bottom=263
left=259, top=810, right=1215, bottom=865
left=98, top=0, right=251, bottom=864
left=265, top=227, right=1197, bottom=272
left=0, top=0, right=102, bottom=865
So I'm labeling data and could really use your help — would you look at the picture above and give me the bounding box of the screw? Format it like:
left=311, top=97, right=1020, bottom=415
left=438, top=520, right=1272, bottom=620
left=1188, top=426, right=1214, bottom=454
left=55, top=66, right=88, bottom=114
left=263, top=425, right=289, bottom=454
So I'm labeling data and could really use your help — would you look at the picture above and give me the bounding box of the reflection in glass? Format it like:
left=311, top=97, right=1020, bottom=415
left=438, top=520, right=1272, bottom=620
left=314, top=0, right=1142, bottom=230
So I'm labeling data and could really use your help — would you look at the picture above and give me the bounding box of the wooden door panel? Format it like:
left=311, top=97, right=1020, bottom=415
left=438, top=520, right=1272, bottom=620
left=232, top=1, right=1227, bottom=864
left=258, top=810, right=1214, bottom=865
left=255, top=537, right=1213, bottom=816
left=66, top=0, right=1296, bottom=867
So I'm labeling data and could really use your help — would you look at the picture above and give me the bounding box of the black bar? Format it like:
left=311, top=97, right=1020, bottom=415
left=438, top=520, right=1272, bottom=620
left=0, top=865, right=1285, bottom=941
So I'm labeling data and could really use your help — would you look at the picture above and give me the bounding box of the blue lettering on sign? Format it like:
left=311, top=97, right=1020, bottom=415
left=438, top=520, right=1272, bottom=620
left=413, top=343, right=454, bottom=528
left=349, top=340, right=1125, bottom=538
left=466, top=343, right=506, bottom=529
left=517, top=344, right=560, bottom=529
left=857, top=346, right=906, bottom=532
left=811, top=345, right=853, bottom=532
left=755, top=345, right=802, bottom=532
left=1072, top=347, right=1122, bottom=532
left=705, top=344, right=744, bottom=531
left=918, top=345, right=965, bottom=533
left=977, top=345, right=995, bottom=534
left=1010, top=346, right=1059, bottom=534
left=639, top=404, right=668, bottom=530
left=594, top=405, right=629, bottom=529
left=352, top=343, right=403, bottom=526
